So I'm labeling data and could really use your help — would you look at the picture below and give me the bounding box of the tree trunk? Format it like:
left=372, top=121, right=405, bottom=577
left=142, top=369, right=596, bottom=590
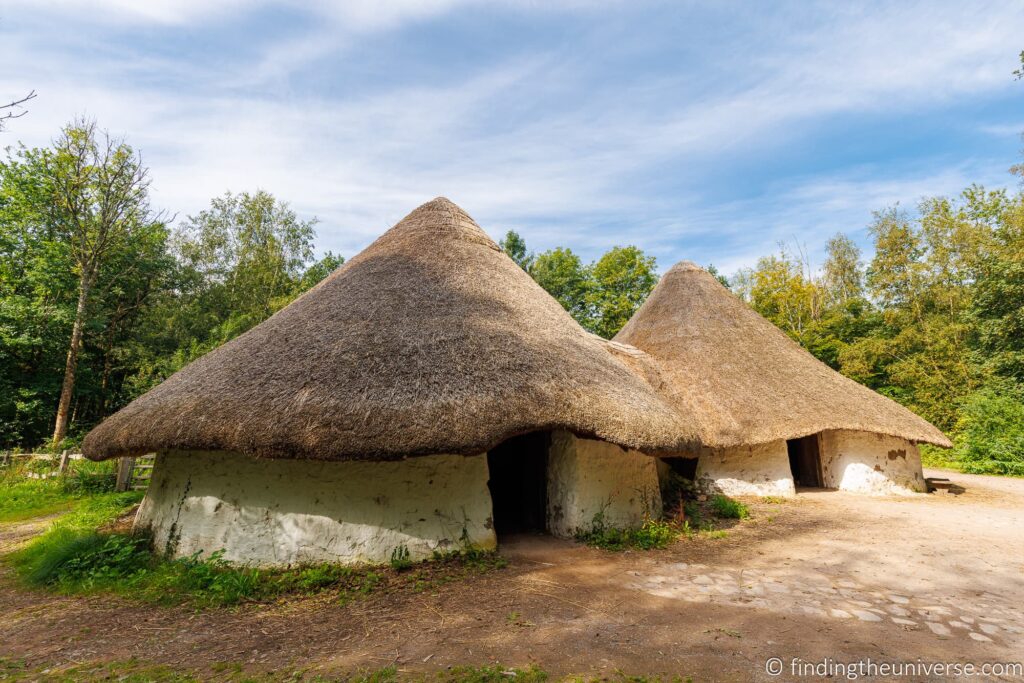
left=52, top=275, right=91, bottom=447
left=98, top=312, right=118, bottom=416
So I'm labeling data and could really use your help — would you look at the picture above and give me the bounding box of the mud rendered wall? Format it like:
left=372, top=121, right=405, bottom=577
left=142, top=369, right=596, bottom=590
left=135, top=450, right=496, bottom=566
left=546, top=431, right=662, bottom=537
left=695, top=440, right=796, bottom=498
left=819, top=430, right=926, bottom=495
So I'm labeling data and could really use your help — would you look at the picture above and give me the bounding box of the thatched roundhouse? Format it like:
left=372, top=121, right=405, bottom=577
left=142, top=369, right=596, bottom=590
left=83, top=198, right=693, bottom=566
left=615, top=261, right=951, bottom=497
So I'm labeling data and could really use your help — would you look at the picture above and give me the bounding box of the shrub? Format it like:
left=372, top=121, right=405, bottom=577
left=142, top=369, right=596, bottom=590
left=710, top=495, right=749, bottom=519
left=951, top=385, right=1024, bottom=476
left=62, top=459, right=117, bottom=494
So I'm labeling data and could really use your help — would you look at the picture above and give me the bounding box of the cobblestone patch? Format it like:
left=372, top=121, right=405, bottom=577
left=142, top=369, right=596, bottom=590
left=627, top=562, right=1023, bottom=646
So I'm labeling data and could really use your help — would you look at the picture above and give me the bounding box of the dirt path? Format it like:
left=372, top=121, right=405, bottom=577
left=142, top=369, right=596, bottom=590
left=2, top=471, right=1022, bottom=681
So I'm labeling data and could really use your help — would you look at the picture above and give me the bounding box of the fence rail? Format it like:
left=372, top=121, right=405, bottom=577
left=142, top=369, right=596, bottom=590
left=1, top=450, right=154, bottom=491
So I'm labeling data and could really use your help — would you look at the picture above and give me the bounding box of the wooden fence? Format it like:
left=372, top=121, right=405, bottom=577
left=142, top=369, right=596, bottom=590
left=0, top=451, right=155, bottom=492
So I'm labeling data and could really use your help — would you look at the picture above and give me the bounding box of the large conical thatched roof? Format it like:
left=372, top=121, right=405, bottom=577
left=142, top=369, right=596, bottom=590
left=615, top=261, right=951, bottom=449
left=84, top=198, right=695, bottom=461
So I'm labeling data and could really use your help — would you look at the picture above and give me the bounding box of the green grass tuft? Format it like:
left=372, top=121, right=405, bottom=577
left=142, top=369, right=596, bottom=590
left=710, top=495, right=749, bottom=519
left=576, top=514, right=678, bottom=551
left=761, top=496, right=787, bottom=504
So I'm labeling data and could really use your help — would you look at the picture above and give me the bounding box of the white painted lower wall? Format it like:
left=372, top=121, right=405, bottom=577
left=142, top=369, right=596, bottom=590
left=546, top=431, right=662, bottom=537
left=696, top=441, right=796, bottom=498
left=819, top=430, right=926, bottom=495
left=135, top=450, right=496, bottom=566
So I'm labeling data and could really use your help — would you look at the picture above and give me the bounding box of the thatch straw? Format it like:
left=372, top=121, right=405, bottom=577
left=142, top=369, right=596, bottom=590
left=83, top=198, right=696, bottom=461
left=614, top=261, right=952, bottom=449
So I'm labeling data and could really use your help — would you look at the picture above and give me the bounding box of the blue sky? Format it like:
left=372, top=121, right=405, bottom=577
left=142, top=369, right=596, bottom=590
left=3, top=1, right=1022, bottom=275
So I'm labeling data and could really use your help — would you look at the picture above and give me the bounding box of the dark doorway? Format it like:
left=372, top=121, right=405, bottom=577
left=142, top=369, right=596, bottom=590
left=487, top=432, right=550, bottom=535
left=663, top=456, right=698, bottom=480
left=787, top=435, right=823, bottom=488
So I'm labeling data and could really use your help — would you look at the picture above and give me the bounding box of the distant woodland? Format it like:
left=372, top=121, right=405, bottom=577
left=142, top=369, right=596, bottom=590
left=2, top=118, right=1022, bottom=476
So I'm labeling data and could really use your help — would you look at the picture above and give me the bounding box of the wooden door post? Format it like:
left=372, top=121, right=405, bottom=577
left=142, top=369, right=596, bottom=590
left=115, top=457, right=135, bottom=492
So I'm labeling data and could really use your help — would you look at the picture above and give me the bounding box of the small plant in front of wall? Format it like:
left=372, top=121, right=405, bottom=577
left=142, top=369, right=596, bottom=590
left=710, top=494, right=750, bottom=520
left=575, top=510, right=679, bottom=551
left=389, top=544, right=413, bottom=572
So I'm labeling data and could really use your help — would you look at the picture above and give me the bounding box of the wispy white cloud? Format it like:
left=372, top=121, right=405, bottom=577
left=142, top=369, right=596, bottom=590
left=2, top=0, right=265, bottom=25
left=978, top=122, right=1024, bottom=138
left=673, top=160, right=1015, bottom=276
left=1, top=0, right=1021, bottom=270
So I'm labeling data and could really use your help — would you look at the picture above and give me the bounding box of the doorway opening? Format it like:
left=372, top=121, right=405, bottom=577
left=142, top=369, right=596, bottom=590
left=487, top=431, right=550, bottom=536
left=662, top=456, right=698, bottom=481
left=787, top=434, right=823, bottom=488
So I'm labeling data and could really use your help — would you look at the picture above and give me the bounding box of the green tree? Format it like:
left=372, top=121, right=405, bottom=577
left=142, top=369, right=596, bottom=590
left=0, top=124, right=171, bottom=448
left=35, top=121, right=159, bottom=447
left=839, top=192, right=1005, bottom=430
left=866, top=207, right=924, bottom=313
left=531, top=247, right=593, bottom=327
left=970, top=197, right=1024, bottom=380
left=294, top=251, right=345, bottom=294
left=588, top=246, right=657, bottom=338
left=705, top=264, right=730, bottom=288
left=175, top=191, right=317, bottom=324
left=747, top=249, right=822, bottom=345
left=499, top=230, right=533, bottom=271
left=950, top=383, right=1024, bottom=476
left=125, top=191, right=320, bottom=395
left=821, top=234, right=864, bottom=305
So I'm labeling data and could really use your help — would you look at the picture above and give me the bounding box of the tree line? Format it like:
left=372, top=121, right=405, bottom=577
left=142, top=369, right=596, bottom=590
left=0, top=120, right=341, bottom=450
left=2, top=118, right=1022, bottom=476
left=722, top=184, right=1023, bottom=475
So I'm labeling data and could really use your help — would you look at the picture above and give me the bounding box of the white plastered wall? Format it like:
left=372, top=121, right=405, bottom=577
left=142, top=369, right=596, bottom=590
left=696, top=440, right=796, bottom=498
left=135, top=450, right=496, bottom=566
left=819, top=430, right=926, bottom=495
left=545, top=431, right=662, bottom=537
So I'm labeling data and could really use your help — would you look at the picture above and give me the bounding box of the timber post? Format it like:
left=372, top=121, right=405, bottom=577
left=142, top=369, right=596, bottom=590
left=115, top=456, right=135, bottom=492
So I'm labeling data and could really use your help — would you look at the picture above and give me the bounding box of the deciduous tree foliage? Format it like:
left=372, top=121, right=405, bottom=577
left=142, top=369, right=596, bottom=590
left=2, top=117, right=1023, bottom=476
left=733, top=184, right=1024, bottom=474
left=500, top=237, right=658, bottom=338
left=0, top=124, right=340, bottom=450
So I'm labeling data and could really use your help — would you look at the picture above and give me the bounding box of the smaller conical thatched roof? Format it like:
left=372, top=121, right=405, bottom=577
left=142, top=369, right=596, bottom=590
left=615, top=261, right=951, bottom=449
left=83, top=198, right=695, bottom=462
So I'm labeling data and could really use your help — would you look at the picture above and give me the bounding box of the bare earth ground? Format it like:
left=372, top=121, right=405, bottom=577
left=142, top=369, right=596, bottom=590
left=1, top=468, right=1022, bottom=681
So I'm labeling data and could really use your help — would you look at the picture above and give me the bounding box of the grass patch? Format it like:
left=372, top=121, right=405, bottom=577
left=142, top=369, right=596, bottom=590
left=761, top=496, right=787, bottom=504
left=8, top=490, right=145, bottom=580
left=700, top=529, right=729, bottom=539
left=0, top=657, right=692, bottom=682
left=0, top=478, right=78, bottom=522
left=438, top=665, right=548, bottom=682
left=0, top=657, right=200, bottom=682
left=575, top=513, right=678, bottom=551
left=0, top=459, right=119, bottom=523
left=710, top=495, right=749, bottom=520
left=0, top=658, right=555, bottom=682
left=9, top=517, right=507, bottom=608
